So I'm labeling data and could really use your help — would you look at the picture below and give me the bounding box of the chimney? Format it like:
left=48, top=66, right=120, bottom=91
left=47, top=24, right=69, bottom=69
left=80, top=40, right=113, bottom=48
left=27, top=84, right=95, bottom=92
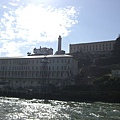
left=58, top=35, right=62, bottom=53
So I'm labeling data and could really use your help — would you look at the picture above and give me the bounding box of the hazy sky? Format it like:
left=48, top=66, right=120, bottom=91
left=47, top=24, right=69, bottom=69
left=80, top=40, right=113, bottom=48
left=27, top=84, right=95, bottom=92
left=0, top=0, right=120, bottom=56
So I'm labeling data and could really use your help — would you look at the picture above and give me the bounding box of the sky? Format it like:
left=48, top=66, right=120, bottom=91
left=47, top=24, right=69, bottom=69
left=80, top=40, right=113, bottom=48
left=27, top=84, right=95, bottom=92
left=0, top=0, right=120, bottom=56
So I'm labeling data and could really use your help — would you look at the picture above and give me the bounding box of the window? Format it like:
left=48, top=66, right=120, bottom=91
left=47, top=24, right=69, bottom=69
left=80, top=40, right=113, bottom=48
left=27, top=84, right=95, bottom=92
left=57, top=72, right=59, bottom=77
left=99, top=44, right=101, bottom=50
left=32, top=72, right=33, bottom=77
left=84, top=45, right=85, bottom=51
left=68, top=59, right=70, bottom=63
left=109, top=43, right=111, bottom=49
left=65, top=59, right=66, bottom=63
left=9, top=67, right=11, bottom=70
left=90, top=45, right=91, bottom=51
left=103, top=44, right=104, bottom=50
left=52, top=72, right=54, bottom=77
left=96, top=45, right=98, bottom=50
left=32, top=66, right=34, bottom=70
left=68, top=66, right=70, bottom=69
left=52, top=66, right=54, bottom=70
left=106, top=44, right=108, bottom=49
left=64, top=66, right=66, bottom=70
left=61, top=72, right=63, bottom=77
left=36, top=66, right=38, bottom=70
left=36, top=60, right=38, bottom=63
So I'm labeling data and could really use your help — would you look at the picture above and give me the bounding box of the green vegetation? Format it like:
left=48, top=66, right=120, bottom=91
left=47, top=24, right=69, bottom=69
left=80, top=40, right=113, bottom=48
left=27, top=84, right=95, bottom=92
left=62, top=85, right=93, bottom=92
left=94, top=74, right=120, bottom=91
left=95, top=57, right=120, bottom=66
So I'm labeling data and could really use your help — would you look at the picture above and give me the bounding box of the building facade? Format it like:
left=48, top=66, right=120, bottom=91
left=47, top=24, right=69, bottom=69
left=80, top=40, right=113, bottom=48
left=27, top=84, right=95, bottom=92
left=69, top=40, right=115, bottom=55
left=0, top=55, right=78, bottom=89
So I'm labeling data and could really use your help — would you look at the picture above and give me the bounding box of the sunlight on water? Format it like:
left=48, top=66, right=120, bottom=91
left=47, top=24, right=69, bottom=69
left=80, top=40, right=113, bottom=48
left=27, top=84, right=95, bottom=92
left=0, top=97, right=120, bottom=120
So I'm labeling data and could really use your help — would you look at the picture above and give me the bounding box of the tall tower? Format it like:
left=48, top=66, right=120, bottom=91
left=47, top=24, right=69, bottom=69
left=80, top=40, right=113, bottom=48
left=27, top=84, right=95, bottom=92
left=58, top=35, right=62, bottom=53
left=55, top=35, right=65, bottom=55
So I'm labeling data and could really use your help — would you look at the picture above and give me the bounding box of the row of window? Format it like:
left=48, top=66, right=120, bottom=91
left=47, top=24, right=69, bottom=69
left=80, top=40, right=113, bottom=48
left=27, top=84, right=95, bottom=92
left=0, top=58, right=71, bottom=65
left=11, top=80, right=61, bottom=85
left=14, top=80, right=44, bottom=85
left=0, top=71, right=70, bottom=78
left=71, top=43, right=115, bottom=52
left=0, top=65, right=70, bottom=71
left=71, top=42, right=114, bottom=49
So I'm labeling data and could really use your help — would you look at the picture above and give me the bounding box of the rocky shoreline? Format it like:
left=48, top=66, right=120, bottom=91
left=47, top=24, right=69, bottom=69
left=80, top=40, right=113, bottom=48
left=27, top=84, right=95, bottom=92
left=0, top=90, right=120, bottom=103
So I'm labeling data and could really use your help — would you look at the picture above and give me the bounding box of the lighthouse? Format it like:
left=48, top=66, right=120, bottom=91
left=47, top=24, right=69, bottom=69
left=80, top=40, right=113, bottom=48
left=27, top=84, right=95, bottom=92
left=58, top=35, right=62, bottom=53
left=55, top=35, right=65, bottom=55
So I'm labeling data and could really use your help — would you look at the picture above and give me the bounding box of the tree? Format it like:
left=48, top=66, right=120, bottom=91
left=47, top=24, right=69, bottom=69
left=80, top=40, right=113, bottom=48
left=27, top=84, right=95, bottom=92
left=112, top=35, right=120, bottom=58
left=27, top=52, right=31, bottom=56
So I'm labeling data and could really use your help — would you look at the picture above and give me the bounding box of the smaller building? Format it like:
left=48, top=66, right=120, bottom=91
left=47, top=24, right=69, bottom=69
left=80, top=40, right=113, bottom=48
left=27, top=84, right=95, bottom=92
left=111, top=70, right=120, bottom=78
left=33, top=46, right=53, bottom=55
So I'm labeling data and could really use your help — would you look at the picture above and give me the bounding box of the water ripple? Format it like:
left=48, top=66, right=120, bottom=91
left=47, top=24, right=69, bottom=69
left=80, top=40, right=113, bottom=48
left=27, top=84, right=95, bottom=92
left=0, top=97, right=119, bottom=120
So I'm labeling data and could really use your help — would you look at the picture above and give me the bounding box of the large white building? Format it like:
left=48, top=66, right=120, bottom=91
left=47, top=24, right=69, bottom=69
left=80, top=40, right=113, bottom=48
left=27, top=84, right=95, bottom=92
left=0, top=55, right=78, bottom=89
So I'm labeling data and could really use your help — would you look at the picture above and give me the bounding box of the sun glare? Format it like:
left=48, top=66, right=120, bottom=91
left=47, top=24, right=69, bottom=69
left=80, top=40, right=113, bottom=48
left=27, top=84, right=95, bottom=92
left=14, top=4, right=78, bottom=42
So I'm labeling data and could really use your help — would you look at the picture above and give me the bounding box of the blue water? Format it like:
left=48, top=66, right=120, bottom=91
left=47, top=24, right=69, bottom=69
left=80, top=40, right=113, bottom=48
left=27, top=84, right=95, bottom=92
left=0, top=97, right=120, bottom=120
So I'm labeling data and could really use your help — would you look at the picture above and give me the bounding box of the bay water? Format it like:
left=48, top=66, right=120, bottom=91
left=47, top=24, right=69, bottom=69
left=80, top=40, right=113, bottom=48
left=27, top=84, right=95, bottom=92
left=0, top=97, right=120, bottom=120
